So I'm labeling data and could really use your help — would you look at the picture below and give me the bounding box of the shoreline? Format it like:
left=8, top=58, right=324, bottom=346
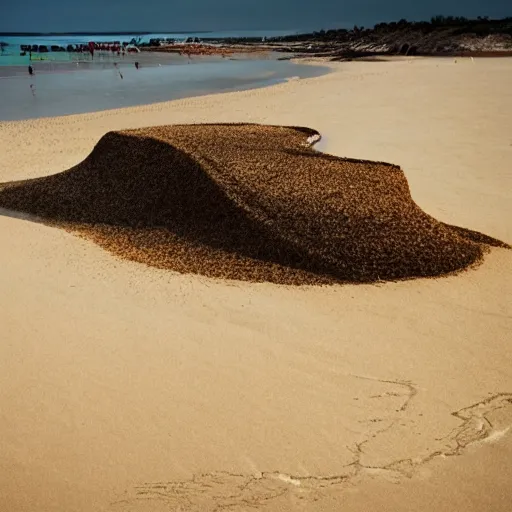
left=1, top=57, right=511, bottom=511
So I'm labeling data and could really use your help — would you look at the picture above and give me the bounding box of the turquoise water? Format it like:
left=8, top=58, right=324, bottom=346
left=0, top=30, right=299, bottom=66
left=0, top=30, right=297, bottom=47
left=0, top=29, right=328, bottom=121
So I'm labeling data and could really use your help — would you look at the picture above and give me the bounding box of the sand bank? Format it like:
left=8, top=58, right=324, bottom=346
left=1, top=57, right=511, bottom=511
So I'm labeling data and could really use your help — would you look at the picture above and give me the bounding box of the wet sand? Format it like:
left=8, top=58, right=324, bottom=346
left=0, top=57, right=511, bottom=511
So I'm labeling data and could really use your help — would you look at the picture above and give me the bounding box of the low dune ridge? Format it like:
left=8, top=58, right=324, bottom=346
left=0, top=123, right=507, bottom=284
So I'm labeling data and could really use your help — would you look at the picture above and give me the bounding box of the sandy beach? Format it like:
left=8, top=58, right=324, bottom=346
left=1, top=57, right=511, bottom=511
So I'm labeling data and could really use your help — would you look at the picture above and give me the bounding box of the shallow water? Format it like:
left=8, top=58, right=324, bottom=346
left=0, top=55, right=327, bottom=121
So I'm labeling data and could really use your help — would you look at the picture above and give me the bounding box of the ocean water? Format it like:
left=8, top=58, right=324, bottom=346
left=0, top=30, right=297, bottom=47
left=0, top=52, right=328, bottom=121
left=0, top=29, right=325, bottom=121
left=0, top=30, right=299, bottom=66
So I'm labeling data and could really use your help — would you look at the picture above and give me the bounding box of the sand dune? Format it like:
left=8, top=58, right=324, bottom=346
left=0, top=123, right=506, bottom=284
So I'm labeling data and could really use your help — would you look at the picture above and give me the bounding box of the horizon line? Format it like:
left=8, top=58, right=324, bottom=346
left=1, top=16, right=510, bottom=38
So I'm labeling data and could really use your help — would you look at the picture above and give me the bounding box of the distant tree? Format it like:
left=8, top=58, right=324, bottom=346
left=431, top=15, right=446, bottom=25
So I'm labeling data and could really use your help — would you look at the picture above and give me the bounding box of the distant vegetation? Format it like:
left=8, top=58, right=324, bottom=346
left=277, top=16, right=512, bottom=42
left=269, top=16, right=512, bottom=58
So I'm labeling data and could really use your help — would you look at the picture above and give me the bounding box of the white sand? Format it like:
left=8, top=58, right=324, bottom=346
left=1, top=57, right=511, bottom=511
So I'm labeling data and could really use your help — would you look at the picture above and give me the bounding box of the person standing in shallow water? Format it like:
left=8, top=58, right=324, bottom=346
left=28, top=66, right=35, bottom=96
left=113, top=62, right=123, bottom=79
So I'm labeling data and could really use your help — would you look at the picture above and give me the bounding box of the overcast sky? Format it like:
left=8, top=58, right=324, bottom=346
left=2, top=0, right=511, bottom=33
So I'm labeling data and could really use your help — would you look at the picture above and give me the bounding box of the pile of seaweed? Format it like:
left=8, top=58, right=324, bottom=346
left=0, top=123, right=507, bottom=284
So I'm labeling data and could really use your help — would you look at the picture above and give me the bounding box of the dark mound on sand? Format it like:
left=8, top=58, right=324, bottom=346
left=0, top=124, right=507, bottom=285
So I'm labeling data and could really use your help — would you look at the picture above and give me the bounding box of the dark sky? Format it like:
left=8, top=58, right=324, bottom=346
left=2, top=0, right=511, bottom=33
